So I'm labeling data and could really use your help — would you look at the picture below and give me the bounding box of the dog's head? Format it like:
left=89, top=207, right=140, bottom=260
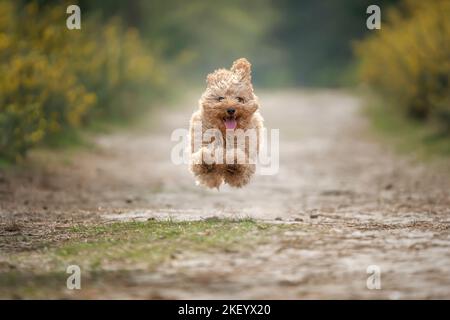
left=199, top=58, right=259, bottom=131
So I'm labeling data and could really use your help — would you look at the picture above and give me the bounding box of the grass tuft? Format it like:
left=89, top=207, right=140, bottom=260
left=0, top=218, right=287, bottom=298
left=364, top=96, right=450, bottom=160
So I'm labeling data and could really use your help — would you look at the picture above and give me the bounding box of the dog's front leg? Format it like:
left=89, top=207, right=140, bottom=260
left=190, top=146, right=224, bottom=189
left=223, top=148, right=256, bottom=188
left=223, top=163, right=256, bottom=188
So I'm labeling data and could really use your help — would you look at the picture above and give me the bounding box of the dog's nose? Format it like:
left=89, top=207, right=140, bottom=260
left=227, top=108, right=235, bottom=115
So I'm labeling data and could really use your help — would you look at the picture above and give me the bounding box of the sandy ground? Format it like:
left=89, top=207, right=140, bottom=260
left=1, top=89, right=449, bottom=299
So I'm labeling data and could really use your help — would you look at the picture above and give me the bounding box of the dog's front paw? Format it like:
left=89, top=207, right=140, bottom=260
left=195, top=170, right=223, bottom=189
left=191, top=161, right=222, bottom=175
left=190, top=148, right=224, bottom=189
left=191, top=162, right=223, bottom=188
left=199, top=162, right=216, bottom=174
left=223, top=164, right=255, bottom=188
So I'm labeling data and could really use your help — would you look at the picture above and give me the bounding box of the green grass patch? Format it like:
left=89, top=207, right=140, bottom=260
left=0, top=157, right=13, bottom=169
left=42, top=127, right=94, bottom=150
left=0, top=218, right=289, bottom=298
left=365, top=96, right=450, bottom=159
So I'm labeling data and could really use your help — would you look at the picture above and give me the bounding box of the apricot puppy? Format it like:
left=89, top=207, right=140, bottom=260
left=189, top=58, right=264, bottom=188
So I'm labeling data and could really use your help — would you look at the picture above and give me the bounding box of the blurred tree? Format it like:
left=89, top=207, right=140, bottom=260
left=46, top=0, right=283, bottom=85
left=356, top=0, right=450, bottom=132
left=270, top=0, right=399, bottom=86
left=17, top=0, right=400, bottom=86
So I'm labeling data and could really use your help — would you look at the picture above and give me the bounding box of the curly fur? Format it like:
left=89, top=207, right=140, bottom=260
left=189, top=58, right=264, bottom=189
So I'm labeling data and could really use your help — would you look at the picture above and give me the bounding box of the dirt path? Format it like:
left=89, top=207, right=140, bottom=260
left=1, top=89, right=449, bottom=298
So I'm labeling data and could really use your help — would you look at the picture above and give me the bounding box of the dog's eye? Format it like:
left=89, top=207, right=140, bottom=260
left=217, top=97, right=225, bottom=102
left=236, top=97, right=244, bottom=103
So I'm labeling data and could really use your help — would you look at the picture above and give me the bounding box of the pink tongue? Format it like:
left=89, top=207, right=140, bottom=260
left=224, top=119, right=237, bottom=130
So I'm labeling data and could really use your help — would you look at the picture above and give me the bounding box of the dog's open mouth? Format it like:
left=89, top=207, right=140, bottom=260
left=223, top=116, right=237, bottom=130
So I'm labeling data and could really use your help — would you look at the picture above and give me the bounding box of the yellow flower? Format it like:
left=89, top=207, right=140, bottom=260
left=356, top=0, right=450, bottom=120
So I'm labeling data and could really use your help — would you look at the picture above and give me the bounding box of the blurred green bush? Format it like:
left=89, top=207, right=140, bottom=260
left=0, top=1, right=165, bottom=161
left=356, top=0, right=450, bottom=133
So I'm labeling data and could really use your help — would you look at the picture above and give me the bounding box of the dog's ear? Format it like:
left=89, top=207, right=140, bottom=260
left=231, top=58, right=251, bottom=82
left=206, top=73, right=215, bottom=87
left=206, top=69, right=226, bottom=87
